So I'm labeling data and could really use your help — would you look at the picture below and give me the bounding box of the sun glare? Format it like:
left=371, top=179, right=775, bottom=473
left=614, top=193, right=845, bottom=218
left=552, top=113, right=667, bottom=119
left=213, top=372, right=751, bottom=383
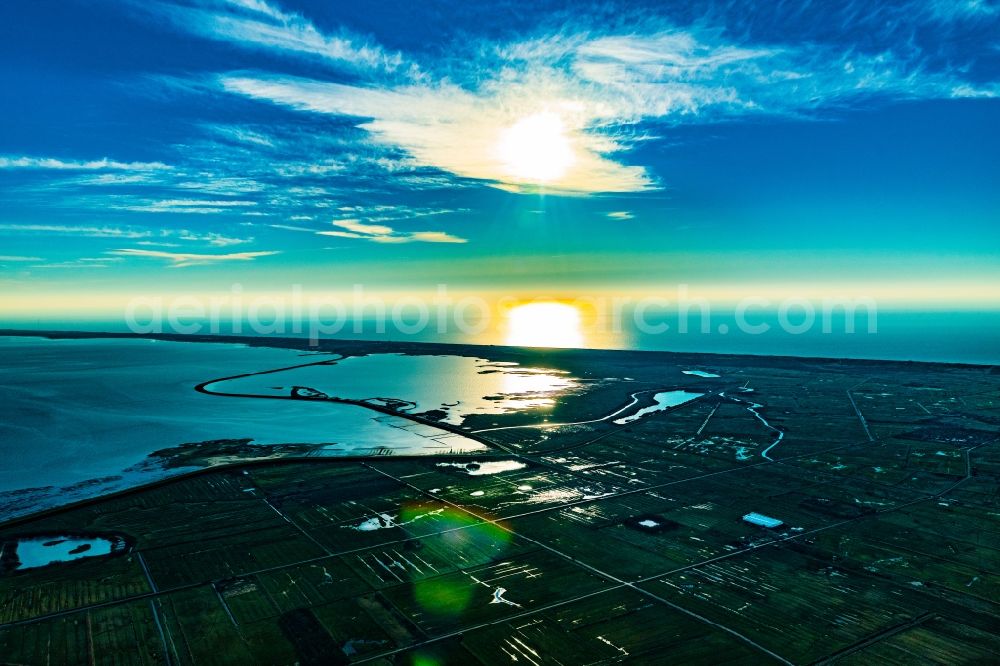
left=497, top=112, right=575, bottom=183
left=505, top=302, right=584, bottom=348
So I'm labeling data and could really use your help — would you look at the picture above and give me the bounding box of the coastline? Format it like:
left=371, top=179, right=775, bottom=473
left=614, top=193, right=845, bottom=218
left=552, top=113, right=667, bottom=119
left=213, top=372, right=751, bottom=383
left=1, top=327, right=997, bottom=370
left=1, top=328, right=995, bottom=524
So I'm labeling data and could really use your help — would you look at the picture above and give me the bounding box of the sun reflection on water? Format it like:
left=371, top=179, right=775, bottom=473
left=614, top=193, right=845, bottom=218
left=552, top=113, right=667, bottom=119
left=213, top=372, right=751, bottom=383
left=498, top=366, right=576, bottom=407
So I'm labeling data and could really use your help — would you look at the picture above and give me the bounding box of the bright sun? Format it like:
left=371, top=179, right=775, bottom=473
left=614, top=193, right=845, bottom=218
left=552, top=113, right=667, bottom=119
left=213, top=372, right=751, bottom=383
left=497, top=112, right=575, bottom=183
left=505, top=302, right=584, bottom=349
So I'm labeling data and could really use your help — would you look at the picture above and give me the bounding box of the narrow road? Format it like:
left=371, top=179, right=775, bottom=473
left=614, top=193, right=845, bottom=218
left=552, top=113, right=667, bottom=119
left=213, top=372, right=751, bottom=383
left=847, top=380, right=875, bottom=442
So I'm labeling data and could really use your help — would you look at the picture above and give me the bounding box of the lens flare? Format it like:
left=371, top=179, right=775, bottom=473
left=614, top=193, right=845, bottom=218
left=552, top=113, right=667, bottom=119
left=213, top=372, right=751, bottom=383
left=400, top=503, right=512, bottom=617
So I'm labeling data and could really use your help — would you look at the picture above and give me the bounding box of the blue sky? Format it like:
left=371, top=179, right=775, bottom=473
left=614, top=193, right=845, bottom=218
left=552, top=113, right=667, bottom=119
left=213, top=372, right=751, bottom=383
left=0, top=0, right=998, bottom=316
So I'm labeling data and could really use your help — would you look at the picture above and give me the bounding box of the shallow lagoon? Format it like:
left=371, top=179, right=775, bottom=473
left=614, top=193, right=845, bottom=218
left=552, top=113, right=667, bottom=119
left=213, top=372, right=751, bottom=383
left=0, top=337, right=575, bottom=518
left=206, top=353, right=577, bottom=425
left=0, top=337, right=483, bottom=492
left=682, top=370, right=720, bottom=378
left=9, top=535, right=118, bottom=571
left=612, top=390, right=704, bottom=425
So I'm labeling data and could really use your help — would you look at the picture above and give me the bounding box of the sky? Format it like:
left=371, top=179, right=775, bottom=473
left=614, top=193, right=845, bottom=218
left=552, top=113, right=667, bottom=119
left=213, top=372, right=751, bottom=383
left=0, top=0, right=998, bottom=321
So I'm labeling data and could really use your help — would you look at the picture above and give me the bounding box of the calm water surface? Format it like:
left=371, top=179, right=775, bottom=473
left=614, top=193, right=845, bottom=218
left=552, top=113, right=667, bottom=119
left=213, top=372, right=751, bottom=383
left=0, top=337, right=576, bottom=518
left=207, top=353, right=577, bottom=425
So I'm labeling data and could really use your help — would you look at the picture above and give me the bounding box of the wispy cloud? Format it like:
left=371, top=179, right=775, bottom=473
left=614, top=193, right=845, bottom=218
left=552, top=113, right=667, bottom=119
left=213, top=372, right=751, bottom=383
left=30, top=257, right=124, bottom=269
left=0, top=255, right=43, bottom=262
left=0, top=224, right=252, bottom=248
left=153, top=199, right=256, bottom=207
left=174, top=176, right=266, bottom=195
left=140, top=0, right=411, bottom=74
left=109, top=248, right=279, bottom=267
left=927, top=0, right=999, bottom=22
left=205, top=123, right=276, bottom=147
left=0, top=224, right=154, bottom=238
left=407, top=231, right=468, bottom=244
left=220, top=74, right=654, bottom=194
left=135, top=240, right=181, bottom=247
left=14, top=0, right=1000, bottom=214
left=606, top=211, right=633, bottom=220
left=177, top=231, right=253, bottom=246
left=116, top=198, right=258, bottom=214
left=217, top=11, right=997, bottom=194
left=267, top=223, right=315, bottom=232
left=71, top=173, right=166, bottom=186
left=335, top=205, right=470, bottom=222
left=330, top=218, right=395, bottom=235
left=0, top=156, right=171, bottom=171
left=317, top=218, right=467, bottom=243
